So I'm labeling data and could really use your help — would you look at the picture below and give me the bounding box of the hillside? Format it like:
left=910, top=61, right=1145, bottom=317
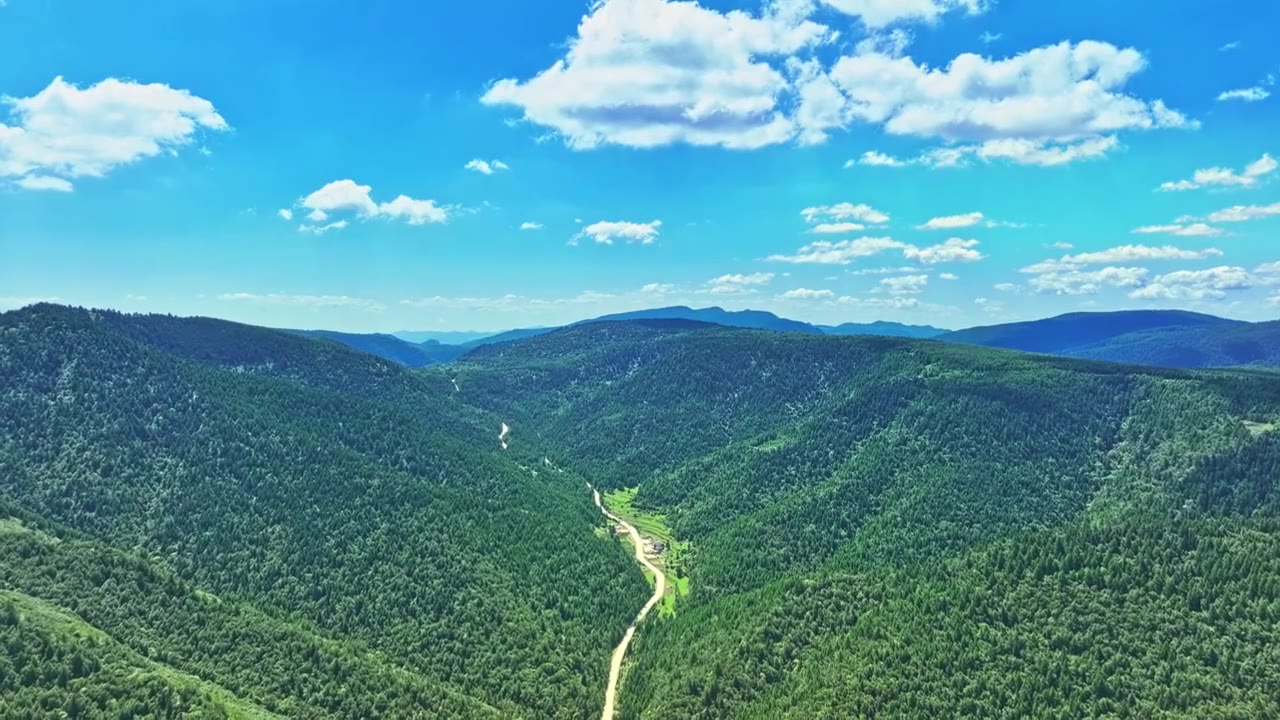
left=818, top=320, right=949, bottom=338
left=0, top=304, right=649, bottom=719
left=446, top=320, right=1280, bottom=718
left=938, top=310, right=1280, bottom=368
left=291, top=328, right=467, bottom=366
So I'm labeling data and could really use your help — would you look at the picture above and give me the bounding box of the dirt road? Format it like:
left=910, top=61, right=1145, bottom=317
left=593, top=486, right=666, bottom=720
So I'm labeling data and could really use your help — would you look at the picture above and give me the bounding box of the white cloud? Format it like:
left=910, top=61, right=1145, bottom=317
left=301, top=179, right=379, bottom=218
left=298, top=220, right=349, bottom=235
left=1131, top=223, right=1224, bottom=237
left=465, top=159, right=510, bottom=174
left=378, top=195, right=449, bottom=225
left=993, top=282, right=1021, bottom=292
left=834, top=295, right=929, bottom=310
left=767, top=236, right=982, bottom=265
left=289, top=179, right=450, bottom=231
left=1205, top=202, right=1280, bottom=223
left=218, top=292, right=384, bottom=310
left=14, top=174, right=72, bottom=192
left=1217, top=87, right=1270, bottom=103
left=1220, top=41, right=1241, bottom=52
left=277, top=208, right=294, bottom=221
left=876, top=274, right=929, bottom=295
left=972, top=135, right=1119, bottom=166
left=641, top=282, right=676, bottom=294
left=1, top=76, right=227, bottom=190
left=520, top=221, right=543, bottom=230
left=821, top=0, right=988, bottom=29
left=980, top=31, right=1001, bottom=44
left=847, top=150, right=907, bottom=167
left=903, top=237, right=984, bottom=264
left=1129, top=266, right=1252, bottom=301
left=811, top=222, right=866, bottom=234
left=1029, top=266, right=1149, bottom=296
left=848, top=265, right=922, bottom=276
left=779, top=287, right=835, bottom=299
left=939, top=272, right=959, bottom=280
left=480, top=0, right=834, bottom=150
left=574, top=219, right=662, bottom=245
left=802, top=202, right=890, bottom=224
left=828, top=41, right=1194, bottom=149
left=1159, top=153, right=1277, bottom=191
left=767, top=236, right=905, bottom=264
left=917, top=211, right=982, bottom=230
left=707, top=272, right=774, bottom=295
left=1023, top=244, right=1224, bottom=273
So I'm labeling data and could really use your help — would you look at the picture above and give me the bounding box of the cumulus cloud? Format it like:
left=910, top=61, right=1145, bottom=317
left=876, top=274, right=929, bottom=295
left=14, top=175, right=73, bottom=192
left=285, top=180, right=451, bottom=232
left=298, top=220, right=350, bottom=235
left=779, top=287, right=835, bottom=299
left=465, top=159, right=510, bottom=174
left=1129, top=266, right=1252, bottom=301
left=904, top=238, right=984, bottom=264
left=1159, top=153, right=1276, bottom=191
left=1, top=76, right=227, bottom=191
left=1029, top=266, right=1149, bottom=296
left=707, top=272, right=774, bottom=295
left=802, top=202, right=890, bottom=224
left=218, top=293, right=384, bottom=310
left=1204, top=202, right=1280, bottom=223
left=767, top=236, right=982, bottom=265
left=1131, top=223, right=1224, bottom=237
left=1023, top=244, right=1223, bottom=273
left=828, top=41, right=1194, bottom=146
left=641, top=282, right=676, bottom=294
left=1217, top=87, right=1270, bottom=102
left=810, top=222, right=867, bottom=234
left=939, top=272, right=959, bottom=280
left=481, top=6, right=1187, bottom=161
left=480, top=0, right=834, bottom=150
left=846, top=150, right=907, bottom=167
left=917, top=212, right=983, bottom=230
left=574, top=219, right=663, bottom=245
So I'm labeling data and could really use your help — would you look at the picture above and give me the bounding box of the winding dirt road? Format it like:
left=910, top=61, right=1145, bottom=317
left=593, top=486, right=666, bottom=720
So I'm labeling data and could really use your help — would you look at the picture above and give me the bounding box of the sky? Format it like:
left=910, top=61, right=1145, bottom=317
left=1, top=0, right=1278, bottom=333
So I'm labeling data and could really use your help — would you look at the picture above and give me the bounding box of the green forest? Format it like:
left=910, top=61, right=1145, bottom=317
left=4, top=306, right=1280, bottom=718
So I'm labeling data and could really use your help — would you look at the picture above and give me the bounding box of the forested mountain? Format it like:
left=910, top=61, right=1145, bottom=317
left=940, top=310, right=1280, bottom=368
left=0, top=304, right=649, bottom=719
left=818, top=320, right=949, bottom=338
left=290, top=329, right=467, bottom=366
left=446, top=320, right=1280, bottom=718
left=589, top=307, right=821, bottom=335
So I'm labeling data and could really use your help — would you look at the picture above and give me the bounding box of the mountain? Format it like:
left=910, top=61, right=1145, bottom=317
left=941, top=309, right=1243, bottom=356
left=588, top=306, right=822, bottom=335
left=290, top=328, right=467, bottom=366
left=394, top=330, right=499, bottom=345
left=0, top=304, right=647, bottom=719
left=819, top=320, right=949, bottom=338
left=445, top=319, right=1280, bottom=718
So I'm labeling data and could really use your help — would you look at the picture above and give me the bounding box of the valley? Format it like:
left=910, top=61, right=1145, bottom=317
left=4, top=304, right=1280, bottom=718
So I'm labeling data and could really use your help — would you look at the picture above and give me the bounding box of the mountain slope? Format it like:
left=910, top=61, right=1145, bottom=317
left=0, top=304, right=648, bottom=719
left=818, top=320, right=949, bottom=338
left=291, top=329, right=466, bottom=366
left=446, top=320, right=1280, bottom=718
left=938, top=310, right=1279, bottom=369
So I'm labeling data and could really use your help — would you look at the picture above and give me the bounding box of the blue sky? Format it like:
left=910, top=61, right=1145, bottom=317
left=1, top=0, right=1277, bottom=332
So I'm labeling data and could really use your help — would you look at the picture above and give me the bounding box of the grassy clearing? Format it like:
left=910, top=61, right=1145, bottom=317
left=1244, top=420, right=1278, bottom=436
left=604, top=487, right=692, bottom=617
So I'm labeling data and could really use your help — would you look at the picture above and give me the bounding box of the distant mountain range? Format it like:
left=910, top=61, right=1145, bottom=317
left=298, top=307, right=1279, bottom=372
left=940, top=310, right=1280, bottom=369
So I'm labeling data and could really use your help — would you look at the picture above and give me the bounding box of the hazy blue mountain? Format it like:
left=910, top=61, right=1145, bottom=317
left=941, top=310, right=1243, bottom=357
left=589, top=306, right=823, bottom=334
left=819, top=321, right=949, bottom=339
left=393, top=330, right=498, bottom=345
left=289, top=329, right=466, bottom=366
